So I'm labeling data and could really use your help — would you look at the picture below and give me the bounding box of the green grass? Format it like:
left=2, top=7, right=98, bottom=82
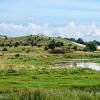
left=0, top=46, right=100, bottom=90
left=0, top=46, right=100, bottom=65
left=0, top=66, right=100, bottom=90
left=0, top=46, right=100, bottom=99
left=0, top=67, right=100, bottom=99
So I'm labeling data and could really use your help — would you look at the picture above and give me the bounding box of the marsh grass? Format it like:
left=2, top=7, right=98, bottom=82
left=0, top=88, right=99, bottom=100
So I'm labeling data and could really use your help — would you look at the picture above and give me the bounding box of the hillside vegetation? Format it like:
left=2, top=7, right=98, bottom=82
left=0, top=35, right=85, bottom=49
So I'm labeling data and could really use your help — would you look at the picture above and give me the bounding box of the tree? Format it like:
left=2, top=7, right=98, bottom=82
left=77, top=38, right=85, bottom=44
left=69, top=38, right=76, bottom=42
left=86, top=41, right=97, bottom=51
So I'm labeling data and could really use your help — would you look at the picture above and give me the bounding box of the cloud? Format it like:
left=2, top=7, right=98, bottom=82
left=0, top=22, right=100, bottom=41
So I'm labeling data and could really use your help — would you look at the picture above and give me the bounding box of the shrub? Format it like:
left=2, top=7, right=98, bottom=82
left=48, top=40, right=56, bottom=50
left=23, top=42, right=28, bottom=46
left=72, top=45, right=78, bottom=51
left=2, top=48, right=7, bottom=51
left=31, top=43, right=37, bottom=46
left=37, top=45, right=41, bottom=47
left=55, top=42, right=64, bottom=47
left=5, top=44, right=11, bottom=47
left=0, top=43, right=4, bottom=46
left=15, top=54, right=20, bottom=57
left=50, top=48, right=66, bottom=54
left=68, top=44, right=72, bottom=47
left=26, top=50, right=30, bottom=53
left=44, top=46, right=48, bottom=51
left=83, top=47, right=88, bottom=51
left=14, top=42, right=20, bottom=47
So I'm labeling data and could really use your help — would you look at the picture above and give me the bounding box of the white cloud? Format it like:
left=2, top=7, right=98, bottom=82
left=69, top=22, right=76, bottom=27
left=0, top=22, right=100, bottom=41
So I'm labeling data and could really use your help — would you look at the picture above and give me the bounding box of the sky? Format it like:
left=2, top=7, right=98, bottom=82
left=0, top=0, right=100, bottom=41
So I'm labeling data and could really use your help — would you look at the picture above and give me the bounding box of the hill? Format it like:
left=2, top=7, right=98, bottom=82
left=0, top=35, right=85, bottom=50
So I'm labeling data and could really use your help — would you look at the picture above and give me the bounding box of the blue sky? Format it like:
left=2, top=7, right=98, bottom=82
left=0, top=0, right=100, bottom=41
left=0, top=0, right=100, bottom=25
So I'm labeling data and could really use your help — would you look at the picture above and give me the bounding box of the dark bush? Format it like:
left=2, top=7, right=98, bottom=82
left=44, top=46, right=48, bottom=51
left=26, top=50, right=30, bottom=53
left=37, top=45, right=41, bottom=47
left=2, top=48, right=7, bottom=51
left=50, top=48, right=66, bottom=54
left=77, top=38, right=85, bottom=44
left=72, top=45, right=78, bottom=51
left=68, top=44, right=72, bottom=47
left=0, top=43, right=4, bottom=46
left=55, top=42, right=64, bottom=47
left=14, top=42, right=20, bottom=47
left=5, top=44, right=11, bottom=47
left=15, top=54, right=20, bottom=57
left=31, top=43, right=37, bottom=46
left=23, top=43, right=28, bottom=46
left=48, top=40, right=56, bottom=50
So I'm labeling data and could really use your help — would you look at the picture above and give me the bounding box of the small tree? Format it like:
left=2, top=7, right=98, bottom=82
left=86, top=41, right=97, bottom=51
left=77, top=38, right=85, bottom=44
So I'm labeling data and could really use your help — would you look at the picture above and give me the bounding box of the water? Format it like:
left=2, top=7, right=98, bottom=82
left=55, top=61, right=100, bottom=71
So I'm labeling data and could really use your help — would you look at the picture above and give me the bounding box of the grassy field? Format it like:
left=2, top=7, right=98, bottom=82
left=0, top=46, right=100, bottom=100
left=0, top=66, right=100, bottom=99
left=0, top=46, right=100, bottom=64
left=0, top=66, right=100, bottom=89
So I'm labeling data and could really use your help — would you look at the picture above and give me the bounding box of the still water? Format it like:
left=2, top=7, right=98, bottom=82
left=55, top=61, right=100, bottom=71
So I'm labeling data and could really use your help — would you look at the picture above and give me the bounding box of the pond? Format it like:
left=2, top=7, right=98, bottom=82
left=54, top=60, right=100, bottom=71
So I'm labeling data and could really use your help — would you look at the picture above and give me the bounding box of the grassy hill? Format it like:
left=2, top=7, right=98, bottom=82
left=0, top=35, right=85, bottom=50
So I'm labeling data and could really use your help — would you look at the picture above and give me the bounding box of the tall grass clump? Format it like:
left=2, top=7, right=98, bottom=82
left=7, top=88, right=50, bottom=100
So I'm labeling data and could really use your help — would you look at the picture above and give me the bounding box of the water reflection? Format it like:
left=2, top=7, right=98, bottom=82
left=55, top=62, right=100, bottom=71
